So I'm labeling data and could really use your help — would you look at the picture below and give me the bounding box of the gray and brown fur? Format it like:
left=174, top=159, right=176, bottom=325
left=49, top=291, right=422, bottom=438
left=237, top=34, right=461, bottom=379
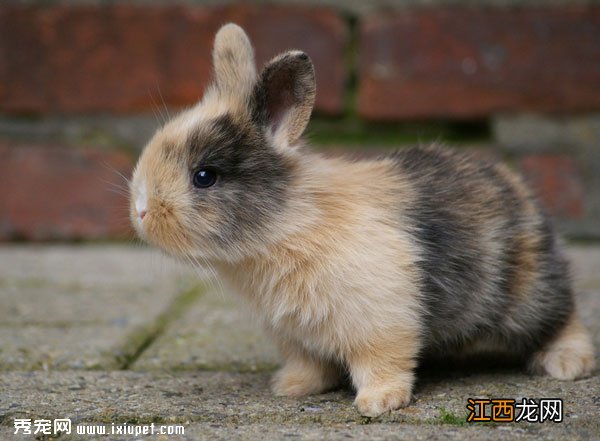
left=130, top=24, right=595, bottom=417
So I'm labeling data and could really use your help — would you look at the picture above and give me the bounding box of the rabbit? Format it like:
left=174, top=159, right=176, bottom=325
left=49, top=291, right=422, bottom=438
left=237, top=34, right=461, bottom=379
left=129, top=23, right=595, bottom=417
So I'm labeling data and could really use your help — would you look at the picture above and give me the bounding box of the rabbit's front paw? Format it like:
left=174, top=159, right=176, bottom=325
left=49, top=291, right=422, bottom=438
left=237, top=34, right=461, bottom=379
left=354, top=384, right=412, bottom=417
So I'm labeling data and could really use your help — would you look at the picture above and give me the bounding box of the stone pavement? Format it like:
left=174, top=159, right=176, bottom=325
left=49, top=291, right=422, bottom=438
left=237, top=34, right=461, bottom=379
left=0, top=244, right=598, bottom=440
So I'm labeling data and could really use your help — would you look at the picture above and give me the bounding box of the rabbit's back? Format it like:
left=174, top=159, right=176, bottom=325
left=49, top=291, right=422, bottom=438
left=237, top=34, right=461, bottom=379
left=393, top=146, right=573, bottom=357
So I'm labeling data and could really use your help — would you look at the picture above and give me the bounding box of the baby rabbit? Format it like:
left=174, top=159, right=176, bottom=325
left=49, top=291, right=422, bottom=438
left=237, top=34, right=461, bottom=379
left=130, top=23, right=595, bottom=416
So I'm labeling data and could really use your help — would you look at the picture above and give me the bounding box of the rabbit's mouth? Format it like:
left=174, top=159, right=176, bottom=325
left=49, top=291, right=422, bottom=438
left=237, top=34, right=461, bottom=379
left=129, top=182, right=191, bottom=257
left=134, top=206, right=195, bottom=257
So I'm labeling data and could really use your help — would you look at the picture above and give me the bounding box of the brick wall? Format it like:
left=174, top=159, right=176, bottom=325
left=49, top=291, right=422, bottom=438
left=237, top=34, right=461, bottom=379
left=1, top=3, right=599, bottom=240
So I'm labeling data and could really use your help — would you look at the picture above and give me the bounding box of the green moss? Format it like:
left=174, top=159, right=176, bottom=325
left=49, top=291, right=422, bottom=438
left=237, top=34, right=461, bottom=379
left=436, top=407, right=469, bottom=426
left=358, top=415, right=374, bottom=425
left=306, top=117, right=490, bottom=148
left=306, top=13, right=491, bottom=149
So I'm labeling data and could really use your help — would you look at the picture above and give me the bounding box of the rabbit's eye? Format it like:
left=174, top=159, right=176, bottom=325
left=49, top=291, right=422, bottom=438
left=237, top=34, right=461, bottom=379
left=193, top=169, right=217, bottom=188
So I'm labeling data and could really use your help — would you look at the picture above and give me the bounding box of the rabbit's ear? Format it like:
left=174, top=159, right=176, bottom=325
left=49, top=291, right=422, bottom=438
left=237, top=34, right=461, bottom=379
left=252, top=51, right=316, bottom=146
left=212, top=23, right=257, bottom=100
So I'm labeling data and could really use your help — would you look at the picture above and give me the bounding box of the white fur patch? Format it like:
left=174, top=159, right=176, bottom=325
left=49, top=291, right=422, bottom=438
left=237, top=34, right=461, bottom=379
left=135, top=181, right=147, bottom=219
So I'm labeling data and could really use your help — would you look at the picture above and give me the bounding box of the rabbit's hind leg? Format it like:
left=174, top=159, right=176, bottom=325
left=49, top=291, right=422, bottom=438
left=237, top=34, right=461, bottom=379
left=529, top=313, right=595, bottom=380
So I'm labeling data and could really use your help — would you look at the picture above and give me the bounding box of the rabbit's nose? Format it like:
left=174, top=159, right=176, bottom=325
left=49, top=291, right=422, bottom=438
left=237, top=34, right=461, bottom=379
left=134, top=181, right=148, bottom=220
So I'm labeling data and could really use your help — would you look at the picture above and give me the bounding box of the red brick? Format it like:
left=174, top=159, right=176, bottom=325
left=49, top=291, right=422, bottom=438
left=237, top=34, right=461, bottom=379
left=358, top=7, right=600, bottom=120
left=0, top=143, right=134, bottom=240
left=519, top=155, right=585, bottom=219
left=0, top=5, right=346, bottom=115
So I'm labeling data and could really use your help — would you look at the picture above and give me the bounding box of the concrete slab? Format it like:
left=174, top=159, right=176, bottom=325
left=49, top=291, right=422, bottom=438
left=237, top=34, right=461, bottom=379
left=567, top=246, right=600, bottom=291
left=132, top=289, right=279, bottom=372
left=0, top=245, right=203, bottom=370
left=0, top=244, right=195, bottom=289
left=1, top=370, right=598, bottom=440
left=0, top=424, right=592, bottom=441
left=1, top=326, right=128, bottom=370
left=0, top=283, right=169, bottom=327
